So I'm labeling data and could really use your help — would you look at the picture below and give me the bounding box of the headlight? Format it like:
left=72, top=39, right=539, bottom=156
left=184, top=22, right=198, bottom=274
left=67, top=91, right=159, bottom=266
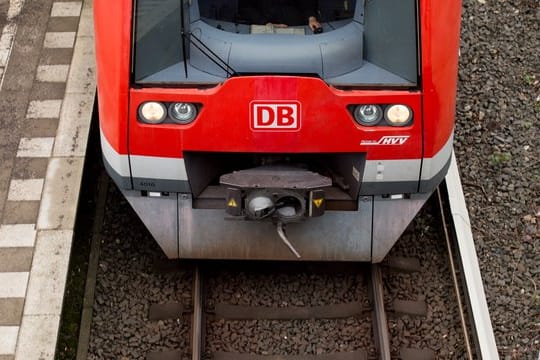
left=353, top=104, right=383, bottom=126
left=139, top=102, right=166, bottom=124
left=385, top=104, right=412, bottom=125
left=169, top=102, right=197, bottom=124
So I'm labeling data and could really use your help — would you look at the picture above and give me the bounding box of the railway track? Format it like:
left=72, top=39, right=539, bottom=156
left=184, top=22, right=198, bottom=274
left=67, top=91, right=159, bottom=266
left=146, top=260, right=438, bottom=359
left=76, top=156, right=498, bottom=359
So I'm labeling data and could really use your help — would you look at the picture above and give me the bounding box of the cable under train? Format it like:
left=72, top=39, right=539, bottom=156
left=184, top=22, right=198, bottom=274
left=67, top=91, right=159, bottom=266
left=94, top=0, right=461, bottom=261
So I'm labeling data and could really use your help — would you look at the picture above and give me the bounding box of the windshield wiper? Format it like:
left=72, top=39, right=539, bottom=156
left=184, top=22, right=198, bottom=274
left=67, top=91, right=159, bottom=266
left=180, top=0, right=188, bottom=77
left=184, top=31, right=238, bottom=77
left=179, top=0, right=236, bottom=78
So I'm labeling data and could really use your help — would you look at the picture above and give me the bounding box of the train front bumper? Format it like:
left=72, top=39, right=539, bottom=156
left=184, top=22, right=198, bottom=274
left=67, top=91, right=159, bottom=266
left=120, top=188, right=431, bottom=262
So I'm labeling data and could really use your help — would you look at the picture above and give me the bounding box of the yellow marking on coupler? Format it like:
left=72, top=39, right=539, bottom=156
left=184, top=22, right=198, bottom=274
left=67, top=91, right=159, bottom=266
left=313, top=198, right=324, bottom=208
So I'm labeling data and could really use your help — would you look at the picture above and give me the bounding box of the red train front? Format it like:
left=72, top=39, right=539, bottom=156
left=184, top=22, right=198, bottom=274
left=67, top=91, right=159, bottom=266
left=94, top=0, right=461, bottom=261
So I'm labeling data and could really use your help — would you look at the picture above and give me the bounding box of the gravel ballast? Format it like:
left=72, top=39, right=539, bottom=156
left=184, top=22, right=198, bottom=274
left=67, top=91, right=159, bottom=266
left=456, top=0, right=539, bottom=357
left=86, top=0, right=539, bottom=357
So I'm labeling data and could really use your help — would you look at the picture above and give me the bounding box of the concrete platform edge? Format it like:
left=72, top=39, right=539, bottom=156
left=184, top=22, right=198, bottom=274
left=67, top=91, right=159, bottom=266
left=14, top=0, right=96, bottom=358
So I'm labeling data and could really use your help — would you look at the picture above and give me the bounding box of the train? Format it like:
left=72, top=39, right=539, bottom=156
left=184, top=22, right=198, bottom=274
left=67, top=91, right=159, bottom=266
left=94, top=0, right=461, bottom=261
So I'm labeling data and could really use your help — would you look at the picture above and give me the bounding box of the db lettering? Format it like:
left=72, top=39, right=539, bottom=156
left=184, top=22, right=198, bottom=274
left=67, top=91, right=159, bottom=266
left=251, top=102, right=300, bottom=130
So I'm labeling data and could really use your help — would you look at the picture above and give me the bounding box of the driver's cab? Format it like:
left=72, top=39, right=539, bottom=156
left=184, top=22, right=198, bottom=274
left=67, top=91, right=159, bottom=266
left=133, top=0, right=418, bottom=87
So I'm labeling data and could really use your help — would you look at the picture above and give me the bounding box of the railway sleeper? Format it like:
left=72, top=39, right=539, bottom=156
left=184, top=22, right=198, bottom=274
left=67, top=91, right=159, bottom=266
left=391, top=299, right=428, bottom=317
left=383, top=256, right=422, bottom=273
left=213, top=351, right=369, bottom=360
left=210, top=301, right=369, bottom=320
left=399, top=348, right=436, bottom=360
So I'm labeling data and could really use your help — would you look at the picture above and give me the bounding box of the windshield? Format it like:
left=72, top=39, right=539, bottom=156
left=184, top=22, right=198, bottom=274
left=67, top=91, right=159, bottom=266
left=199, top=0, right=354, bottom=26
left=133, top=0, right=418, bottom=87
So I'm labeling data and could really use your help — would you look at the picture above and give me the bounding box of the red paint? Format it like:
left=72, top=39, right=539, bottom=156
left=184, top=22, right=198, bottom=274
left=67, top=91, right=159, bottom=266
left=251, top=101, right=300, bottom=131
left=94, top=0, right=132, bottom=154
left=95, top=0, right=461, bottom=164
left=128, top=80, right=422, bottom=160
left=420, top=0, right=462, bottom=157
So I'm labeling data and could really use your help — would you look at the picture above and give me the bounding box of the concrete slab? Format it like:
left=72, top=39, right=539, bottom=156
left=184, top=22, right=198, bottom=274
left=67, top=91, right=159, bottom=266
left=38, top=48, right=73, bottom=65
left=7, top=0, right=24, bottom=20
left=0, top=273, right=28, bottom=298
left=26, top=99, right=62, bottom=119
left=37, top=157, right=84, bottom=229
left=0, top=326, right=18, bottom=354
left=43, top=32, right=75, bottom=49
left=0, top=23, right=16, bottom=67
left=51, top=2, right=82, bottom=17
left=47, top=17, right=80, bottom=33
left=0, top=224, right=36, bottom=247
left=2, top=202, right=40, bottom=225
left=7, top=179, right=44, bottom=201
left=20, top=118, right=59, bottom=138
left=0, top=298, right=24, bottom=326
left=14, top=315, right=59, bottom=360
left=36, top=64, right=69, bottom=83
left=30, top=82, right=67, bottom=101
left=16, top=137, right=54, bottom=158
left=0, top=248, right=33, bottom=272
left=11, top=158, right=49, bottom=179
left=65, top=36, right=94, bottom=94
left=0, top=0, right=95, bottom=357
left=76, top=0, right=93, bottom=38
left=23, top=230, right=72, bottom=315
left=53, top=93, right=92, bottom=157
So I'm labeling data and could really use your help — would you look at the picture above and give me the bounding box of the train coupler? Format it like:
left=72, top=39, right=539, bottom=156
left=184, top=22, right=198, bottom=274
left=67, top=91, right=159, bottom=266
left=221, top=166, right=331, bottom=223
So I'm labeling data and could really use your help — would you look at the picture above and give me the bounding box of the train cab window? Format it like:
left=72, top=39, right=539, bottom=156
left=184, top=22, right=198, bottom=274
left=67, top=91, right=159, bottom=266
left=133, top=0, right=419, bottom=88
left=198, top=0, right=356, bottom=33
left=133, top=0, right=183, bottom=81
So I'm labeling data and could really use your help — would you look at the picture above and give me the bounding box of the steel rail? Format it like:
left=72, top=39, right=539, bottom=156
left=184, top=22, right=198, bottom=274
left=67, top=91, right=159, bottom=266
left=444, top=152, right=499, bottom=359
left=370, top=264, right=391, bottom=360
left=437, top=186, right=474, bottom=359
left=192, top=266, right=203, bottom=360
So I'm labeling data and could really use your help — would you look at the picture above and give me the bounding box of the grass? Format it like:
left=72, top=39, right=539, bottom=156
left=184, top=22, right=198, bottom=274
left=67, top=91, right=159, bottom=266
left=489, top=152, right=512, bottom=166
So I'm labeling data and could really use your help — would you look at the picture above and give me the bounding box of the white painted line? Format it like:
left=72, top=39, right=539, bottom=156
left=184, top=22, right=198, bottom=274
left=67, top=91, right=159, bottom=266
left=0, top=23, right=17, bottom=90
left=51, top=2, right=82, bottom=17
left=7, top=179, right=44, bottom=201
left=54, top=94, right=92, bottom=157
left=76, top=0, right=93, bottom=37
left=43, top=32, right=76, bottom=48
left=0, top=272, right=29, bottom=298
left=65, top=36, right=95, bottom=94
left=0, top=224, right=37, bottom=247
left=26, top=99, right=62, bottom=119
left=445, top=152, right=500, bottom=359
left=36, top=64, right=70, bottom=83
left=15, top=314, right=59, bottom=360
left=37, top=158, right=84, bottom=230
left=7, top=0, right=25, bottom=20
left=0, top=326, right=19, bottom=355
left=16, top=137, right=55, bottom=158
left=24, top=230, right=73, bottom=315
left=0, top=23, right=17, bottom=66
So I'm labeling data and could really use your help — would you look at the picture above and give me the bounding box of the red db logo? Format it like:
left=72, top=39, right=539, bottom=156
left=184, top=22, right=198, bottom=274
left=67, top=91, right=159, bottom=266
left=250, top=101, right=300, bottom=131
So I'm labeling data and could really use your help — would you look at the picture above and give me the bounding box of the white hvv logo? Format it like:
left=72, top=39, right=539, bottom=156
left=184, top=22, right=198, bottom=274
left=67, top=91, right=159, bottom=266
left=360, top=136, right=410, bottom=145
left=251, top=102, right=300, bottom=131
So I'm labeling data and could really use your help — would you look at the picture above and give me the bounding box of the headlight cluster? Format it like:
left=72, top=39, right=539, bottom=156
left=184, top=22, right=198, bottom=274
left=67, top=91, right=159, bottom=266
left=138, top=102, right=199, bottom=125
left=352, top=104, right=412, bottom=127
